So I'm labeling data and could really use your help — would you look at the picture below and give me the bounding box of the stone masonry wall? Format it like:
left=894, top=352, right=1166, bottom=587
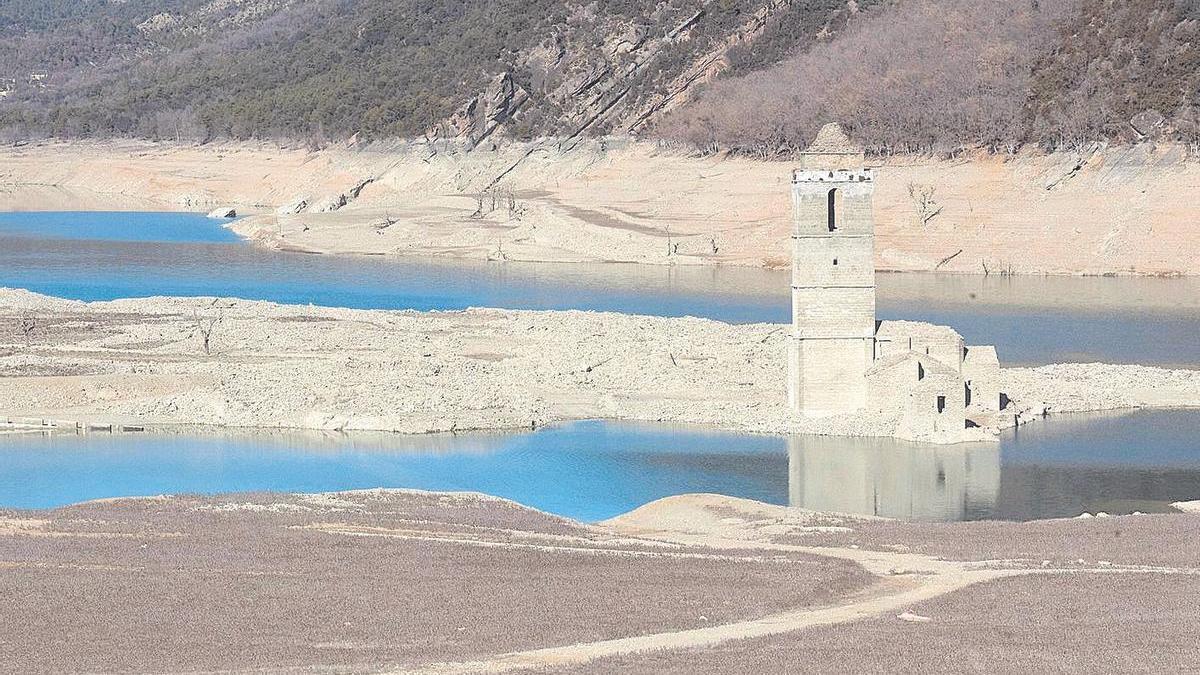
left=789, top=168, right=876, bottom=416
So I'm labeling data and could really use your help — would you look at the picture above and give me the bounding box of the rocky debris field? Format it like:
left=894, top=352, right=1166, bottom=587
left=1, top=289, right=1197, bottom=443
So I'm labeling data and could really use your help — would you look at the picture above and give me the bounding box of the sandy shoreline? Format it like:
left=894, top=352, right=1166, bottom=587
left=2, top=288, right=1197, bottom=444
left=3, top=138, right=1199, bottom=276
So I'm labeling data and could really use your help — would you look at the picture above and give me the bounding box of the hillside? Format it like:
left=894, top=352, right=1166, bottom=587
left=0, top=0, right=1197, bottom=153
left=0, top=0, right=865, bottom=143
left=661, top=0, right=1200, bottom=153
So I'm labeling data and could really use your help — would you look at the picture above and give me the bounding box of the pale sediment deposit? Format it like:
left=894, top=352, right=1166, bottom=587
left=1, top=289, right=1196, bottom=443
left=2, top=139, right=1199, bottom=276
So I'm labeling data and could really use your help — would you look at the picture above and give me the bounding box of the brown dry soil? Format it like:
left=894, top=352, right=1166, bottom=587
left=563, top=573, right=1200, bottom=674
left=1, top=490, right=1198, bottom=673
left=0, top=490, right=867, bottom=673
left=782, top=512, right=1200, bottom=568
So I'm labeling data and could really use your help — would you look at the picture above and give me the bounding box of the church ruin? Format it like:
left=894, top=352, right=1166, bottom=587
left=787, top=124, right=1002, bottom=443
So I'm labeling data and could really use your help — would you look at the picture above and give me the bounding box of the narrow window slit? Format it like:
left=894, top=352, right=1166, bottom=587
left=827, top=188, right=838, bottom=231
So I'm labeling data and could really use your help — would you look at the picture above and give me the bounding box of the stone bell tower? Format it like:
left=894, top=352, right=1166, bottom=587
left=788, top=123, right=876, bottom=416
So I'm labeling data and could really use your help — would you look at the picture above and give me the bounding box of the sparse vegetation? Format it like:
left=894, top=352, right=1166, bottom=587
left=659, top=0, right=1083, bottom=155
left=659, top=0, right=1200, bottom=155
left=1026, top=0, right=1200, bottom=149
left=471, top=185, right=523, bottom=221
left=907, top=183, right=942, bottom=226
left=0, top=0, right=849, bottom=143
left=0, top=0, right=1195, bottom=153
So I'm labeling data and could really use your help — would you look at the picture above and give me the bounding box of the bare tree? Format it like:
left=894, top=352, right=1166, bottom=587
left=192, top=310, right=223, bottom=356
left=19, top=315, right=37, bottom=347
left=373, top=212, right=397, bottom=234
left=907, top=183, right=943, bottom=225
left=505, top=189, right=520, bottom=219
left=470, top=192, right=486, bottom=219
left=660, top=0, right=1079, bottom=156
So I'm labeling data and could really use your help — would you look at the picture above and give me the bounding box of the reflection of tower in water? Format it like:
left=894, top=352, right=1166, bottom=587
left=787, top=436, right=1000, bottom=522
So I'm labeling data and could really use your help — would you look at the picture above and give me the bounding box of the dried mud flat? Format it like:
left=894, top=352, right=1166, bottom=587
left=2, top=289, right=1199, bottom=443
left=0, top=490, right=868, bottom=673
left=0, top=490, right=1196, bottom=673
left=3, top=139, right=1200, bottom=276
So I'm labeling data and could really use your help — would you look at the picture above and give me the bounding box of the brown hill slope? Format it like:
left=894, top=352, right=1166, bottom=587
left=660, top=0, right=1200, bottom=154
left=1, top=0, right=1197, bottom=153
left=0, top=0, right=866, bottom=143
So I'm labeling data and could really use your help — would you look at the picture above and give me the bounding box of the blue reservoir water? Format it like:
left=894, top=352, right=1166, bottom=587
left=0, top=212, right=1198, bottom=365
left=2, top=411, right=1198, bottom=522
left=0, top=210, right=240, bottom=243
left=0, top=212, right=780, bottom=324
left=1, top=212, right=1198, bottom=522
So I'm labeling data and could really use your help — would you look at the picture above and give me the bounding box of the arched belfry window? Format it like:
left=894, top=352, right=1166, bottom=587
left=827, top=188, right=838, bottom=232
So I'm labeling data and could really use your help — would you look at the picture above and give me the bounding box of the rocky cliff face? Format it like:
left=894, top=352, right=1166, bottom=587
left=426, top=0, right=862, bottom=146
left=437, top=72, right=531, bottom=149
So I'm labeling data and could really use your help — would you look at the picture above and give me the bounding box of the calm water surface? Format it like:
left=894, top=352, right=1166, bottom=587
left=2, top=411, right=1198, bottom=522
left=1, top=212, right=1198, bottom=521
left=0, top=210, right=240, bottom=243
left=0, top=211, right=1198, bottom=365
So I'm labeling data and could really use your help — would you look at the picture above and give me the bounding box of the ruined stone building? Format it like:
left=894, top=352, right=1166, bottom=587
left=788, top=124, right=1002, bottom=442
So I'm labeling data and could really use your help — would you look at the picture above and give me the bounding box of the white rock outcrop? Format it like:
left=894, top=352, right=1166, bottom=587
left=206, top=207, right=237, bottom=218
left=276, top=197, right=309, bottom=215
left=307, top=194, right=347, bottom=213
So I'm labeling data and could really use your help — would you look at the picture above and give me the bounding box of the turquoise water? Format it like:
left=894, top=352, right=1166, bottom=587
left=0, top=212, right=781, bottom=324
left=0, top=422, right=784, bottom=522
left=2, top=411, right=1198, bottom=521
left=1, top=211, right=1198, bottom=365
left=0, top=211, right=240, bottom=243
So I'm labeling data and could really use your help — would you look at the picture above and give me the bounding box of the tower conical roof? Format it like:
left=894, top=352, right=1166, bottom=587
left=795, top=122, right=864, bottom=169
left=804, top=123, right=859, bottom=155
